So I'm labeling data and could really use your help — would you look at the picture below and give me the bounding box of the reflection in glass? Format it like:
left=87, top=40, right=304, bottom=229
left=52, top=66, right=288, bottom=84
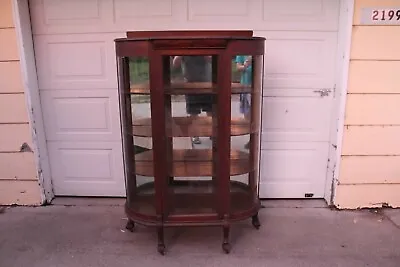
left=164, top=56, right=218, bottom=216
left=168, top=55, right=215, bottom=146
left=124, top=56, right=156, bottom=216
left=231, top=54, right=253, bottom=151
left=129, top=56, right=149, bottom=85
left=230, top=54, right=260, bottom=211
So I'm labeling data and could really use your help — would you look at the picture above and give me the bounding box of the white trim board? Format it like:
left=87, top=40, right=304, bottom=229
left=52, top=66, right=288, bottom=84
left=12, top=0, right=54, bottom=203
left=324, top=0, right=354, bottom=205
left=12, top=0, right=354, bottom=204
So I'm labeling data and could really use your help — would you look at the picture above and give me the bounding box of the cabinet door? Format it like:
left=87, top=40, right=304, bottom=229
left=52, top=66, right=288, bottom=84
left=162, top=55, right=220, bottom=217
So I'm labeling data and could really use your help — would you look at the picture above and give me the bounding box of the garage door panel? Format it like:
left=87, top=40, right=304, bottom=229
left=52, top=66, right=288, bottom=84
left=261, top=96, right=332, bottom=143
left=262, top=0, right=339, bottom=31
left=114, top=0, right=183, bottom=30
left=40, top=90, right=121, bottom=141
left=30, top=0, right=340, bottom=198
left=30, top=0, right=114, bottom=34
left=257, top=31, right=337, bottom=90
left=47, top=141, right=125, bottom=196
left=34, top=33, right=122, bottom=90
left=259, top=142, right=329, bottom=198
left=31, top=0, right=185, bottom=34
left=186, top=0, right=260, bottom=27
left=189, top=0, right=248, bottom=18
left=31, top=0, right=339, bottom=34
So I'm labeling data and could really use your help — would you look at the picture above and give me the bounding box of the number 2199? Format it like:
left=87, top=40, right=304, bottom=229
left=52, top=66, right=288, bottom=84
left=372, top=9, right=400, bottom=21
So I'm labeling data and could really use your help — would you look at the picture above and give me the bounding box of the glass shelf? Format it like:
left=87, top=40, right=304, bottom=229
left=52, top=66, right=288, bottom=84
left=129, top=82, right=252, bottom=95
left=132, top=116, right=255, bottom=137
left=128, top=180, right=254, bottom=219
left=133, top=149, right=252, bottom=177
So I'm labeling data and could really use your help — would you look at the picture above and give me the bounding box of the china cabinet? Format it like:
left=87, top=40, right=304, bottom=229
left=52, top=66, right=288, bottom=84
left=115, top=30, right=265, bottom=254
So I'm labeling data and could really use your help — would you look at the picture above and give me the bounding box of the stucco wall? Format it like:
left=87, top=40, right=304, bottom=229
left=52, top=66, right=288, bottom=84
left=0, top=0, right=41, bottom=205
left=334, top=0, right=400, bottom=209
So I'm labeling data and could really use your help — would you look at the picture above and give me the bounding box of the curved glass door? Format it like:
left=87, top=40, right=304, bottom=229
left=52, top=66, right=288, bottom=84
left=164, top=55, right=219, bottom=217
left=230, top=53, right=264, bottom=213
left=127, top=56, right=156, bottom=217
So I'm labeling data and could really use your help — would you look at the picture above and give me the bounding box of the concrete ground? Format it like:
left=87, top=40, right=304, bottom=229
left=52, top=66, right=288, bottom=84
left=0, top=199, right=399, bottom=267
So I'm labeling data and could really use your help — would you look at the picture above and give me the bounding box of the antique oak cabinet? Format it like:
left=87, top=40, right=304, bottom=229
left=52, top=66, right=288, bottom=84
left=115, top=30, right=265, bottom=254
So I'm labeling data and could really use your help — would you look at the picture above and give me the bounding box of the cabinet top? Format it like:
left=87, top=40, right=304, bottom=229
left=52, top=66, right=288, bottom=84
left=115, top=30, right=265, bottom=56
left=115, top=30, right=265, bottom=42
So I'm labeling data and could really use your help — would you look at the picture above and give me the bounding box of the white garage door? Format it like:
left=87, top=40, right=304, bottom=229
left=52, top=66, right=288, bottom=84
left=30, top=0, right=339, bottom=198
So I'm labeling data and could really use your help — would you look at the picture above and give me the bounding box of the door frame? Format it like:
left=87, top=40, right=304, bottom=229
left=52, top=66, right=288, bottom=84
left=324, top=0, right=355, bottom=204
left=12, top=0, right=54, bottom=203
left=12, top=0, right=354, bottom=205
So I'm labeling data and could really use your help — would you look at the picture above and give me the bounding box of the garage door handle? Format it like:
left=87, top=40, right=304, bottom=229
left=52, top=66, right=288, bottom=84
left=313, top=89, right=331, bottom=97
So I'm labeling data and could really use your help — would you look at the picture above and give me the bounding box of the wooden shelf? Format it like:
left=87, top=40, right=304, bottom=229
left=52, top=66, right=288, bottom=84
left=134, top=149, right=252, bottom=177
left=127, top=180, right=254, bottom=220
left=132, top=116, right=254, bottom=137
left=166, top=82, right=218, bottom=95
left=129, top=82, right=251, bottom=94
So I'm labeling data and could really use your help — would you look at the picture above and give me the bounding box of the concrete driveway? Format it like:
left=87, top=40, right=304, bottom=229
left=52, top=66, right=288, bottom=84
left=0, top=200, right=399, bottom=267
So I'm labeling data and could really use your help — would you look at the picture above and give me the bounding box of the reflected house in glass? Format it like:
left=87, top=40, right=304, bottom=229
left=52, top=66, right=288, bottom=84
left=114, top=30, right=266, bottom=255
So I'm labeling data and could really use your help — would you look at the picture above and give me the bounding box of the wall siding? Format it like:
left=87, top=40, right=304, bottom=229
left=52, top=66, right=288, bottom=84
left=345, top=95, right=400, bottom=125
left=0, top=28, right=19, bottom=61
left=0, top=0, right=14, bottom=28
left=348, top=61, right=400, bottom=94
left=335, top=184, right=400, bottom=209
left=351, top=26, right=400, bottom=60
left=0, top=180, right=41, bottom=205
left=0, top=0, right=41, bottom=205
left=340, top=156, right=400, bottom=184
left=335, top=0, right=400, bottom=208
left=0, top=61, right=24, bottom=93
left=0, top=94, right=29, bottom=123
left=342, top=126, right=400, bottom=156
left=0, top=152, right=37, bottom=180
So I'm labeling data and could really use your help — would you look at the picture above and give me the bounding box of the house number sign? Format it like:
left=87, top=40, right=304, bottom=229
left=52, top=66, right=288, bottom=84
left=360, top=7, right=400, bottom=24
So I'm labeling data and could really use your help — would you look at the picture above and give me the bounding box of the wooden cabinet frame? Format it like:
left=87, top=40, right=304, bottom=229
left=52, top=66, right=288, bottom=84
left=115, top=30, right=265, bottom=254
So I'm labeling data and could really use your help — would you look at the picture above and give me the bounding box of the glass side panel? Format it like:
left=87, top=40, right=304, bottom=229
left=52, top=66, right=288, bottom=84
left=129, top=174, right=156, bottom=217
left=230, top=174, right=252, bottom=213
left=230, top=54, right=262, bottom=211
left=131, top=94, right=152, bottom=163
left=163, top=55, right=218, bottom=216
left=252, top=55, right=264, bottom=196
left=231, top=55, right=252, bottom=94
left=127, top=56, right=155, bottom=216
left=129, top=56, right=150, bottom=94
left=230, top=134, right=252, bottom=214
left=129, top=55, right=152, bottom=169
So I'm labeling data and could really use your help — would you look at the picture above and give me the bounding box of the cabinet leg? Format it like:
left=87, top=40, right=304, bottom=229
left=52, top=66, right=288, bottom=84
left=125, top=219, right=135, bottom=232
left=157, top=226, right=166, bottom=255
left=222, top=225, right=231, bottom=254
left=251, top=213, right=261, bottom=230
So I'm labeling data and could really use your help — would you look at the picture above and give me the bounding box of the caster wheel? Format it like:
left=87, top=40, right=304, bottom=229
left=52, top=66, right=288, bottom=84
left=125, top=220, right=135, bottom=232
left=157, top=244, right=166, bottom=255
left=252, top=216, right=261, bottom=230
left=222, top=243, right=231, bottom=254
